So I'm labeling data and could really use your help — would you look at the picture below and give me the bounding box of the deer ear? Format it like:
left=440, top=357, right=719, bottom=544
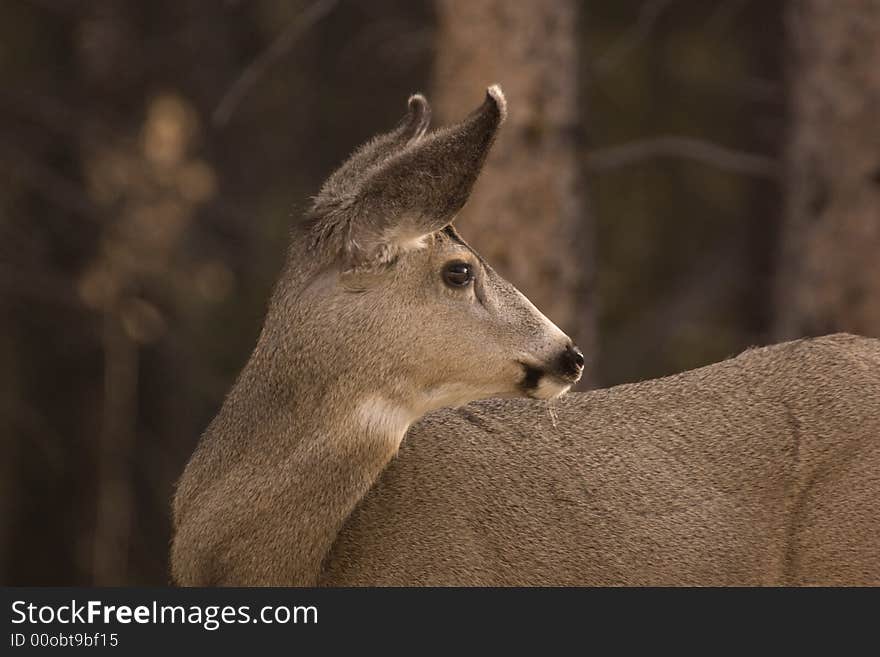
left=309, top=85, right=507, bottom=269
left=315, top=94, right=431, bottom=205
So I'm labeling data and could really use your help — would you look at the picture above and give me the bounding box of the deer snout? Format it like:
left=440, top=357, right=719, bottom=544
left=517, top=341, right=584, bottom=400
left=557, top=343, right=585, bottom=382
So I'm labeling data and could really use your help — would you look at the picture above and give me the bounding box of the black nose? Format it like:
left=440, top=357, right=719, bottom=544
left=559, top=343, right=585, bottom=378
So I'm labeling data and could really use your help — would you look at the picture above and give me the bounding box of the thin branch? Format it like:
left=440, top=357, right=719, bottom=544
left=704, top=0, right=749, bottom=33
left=212, top=0, right=341, bottom=127
left=586, top=136, right=779, bottom=179
left=594, top=0, right=674, bottom=75
left=0, top=264, right=83, bottom=310
left=0, top=89, right=129, bottom=149
left=0, top=142, right=104, bottom=220
left=22, top=0, right=80, bottom=17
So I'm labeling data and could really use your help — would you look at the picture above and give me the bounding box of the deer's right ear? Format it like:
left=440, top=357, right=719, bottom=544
left=315, top=93, right=431, bottom=204
left=307, top=86, right=507, bottom=269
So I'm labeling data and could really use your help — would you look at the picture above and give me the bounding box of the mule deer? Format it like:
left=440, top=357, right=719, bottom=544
left=171, top=87, right=880, bottom=586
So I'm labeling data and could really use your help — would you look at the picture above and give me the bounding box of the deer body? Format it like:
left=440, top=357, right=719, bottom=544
left=320, top=334, right=880, bottom=586
left=171, top=87, right=880, bottom=586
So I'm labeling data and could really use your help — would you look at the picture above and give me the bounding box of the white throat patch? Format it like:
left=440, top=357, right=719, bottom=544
left=356, top=396, right=415, bottom=446
left=533, top=378, right=571, bottom=401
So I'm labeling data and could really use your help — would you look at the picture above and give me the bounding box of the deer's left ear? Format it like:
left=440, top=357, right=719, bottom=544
left=309, top=85, right=506, bottom=269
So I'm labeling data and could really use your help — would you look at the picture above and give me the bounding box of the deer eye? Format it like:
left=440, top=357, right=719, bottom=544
left=442, top=261, right=473, bottom=288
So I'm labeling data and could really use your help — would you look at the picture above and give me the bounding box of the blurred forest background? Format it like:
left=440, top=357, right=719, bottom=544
left=1, top=0, right=878, bottom=585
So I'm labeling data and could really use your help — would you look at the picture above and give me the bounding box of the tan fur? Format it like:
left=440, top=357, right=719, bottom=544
left=171, top=88, right=879, bottom=586
left=321, top=334, right=880, bottom=586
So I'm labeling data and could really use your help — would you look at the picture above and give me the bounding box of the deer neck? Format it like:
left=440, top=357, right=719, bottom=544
left=236, top=344, right=418, bottom=585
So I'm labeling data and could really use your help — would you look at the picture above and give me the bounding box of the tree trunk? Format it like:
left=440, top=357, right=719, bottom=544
left=776, top=0, right=880, bottom=339
left=432, top=0, right=595, bottom=382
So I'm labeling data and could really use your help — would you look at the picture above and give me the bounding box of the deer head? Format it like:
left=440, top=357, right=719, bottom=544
left=266, top=85, right=583, bottom=428
left=171, top=86, right=587, bottom=585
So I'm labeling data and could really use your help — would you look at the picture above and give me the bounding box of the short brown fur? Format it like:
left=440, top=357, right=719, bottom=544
left=171, top=87, right=879, bottom=586
left=322, top=333, right=880, bottom=586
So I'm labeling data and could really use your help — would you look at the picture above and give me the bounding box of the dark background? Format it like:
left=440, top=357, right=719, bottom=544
left=1, top=0, right=877, bottom=585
